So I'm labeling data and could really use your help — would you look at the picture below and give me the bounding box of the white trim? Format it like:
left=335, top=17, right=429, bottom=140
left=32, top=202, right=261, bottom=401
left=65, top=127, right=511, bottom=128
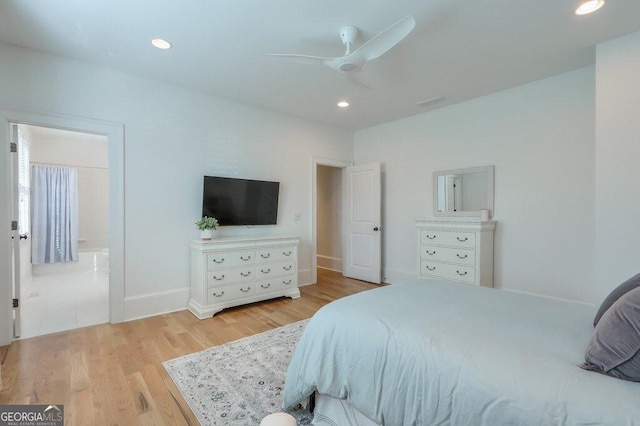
left=317, top=255, right=343, bottom=272
left=0, top=107, right=125, bottom=346
left=501, top=288, right=596, bottom=307
left=310, top=156, right=352, bottom=285
left=124, top=288, right=191, bottom=321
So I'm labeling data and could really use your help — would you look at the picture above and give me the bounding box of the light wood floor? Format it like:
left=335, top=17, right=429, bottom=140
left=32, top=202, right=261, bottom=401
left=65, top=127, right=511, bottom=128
left=0, top=269, right=379, bottom=425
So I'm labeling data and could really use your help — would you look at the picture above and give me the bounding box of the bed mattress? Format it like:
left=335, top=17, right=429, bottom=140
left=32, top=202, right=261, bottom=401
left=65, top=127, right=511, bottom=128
left=283, top=279, right=640, bottom=425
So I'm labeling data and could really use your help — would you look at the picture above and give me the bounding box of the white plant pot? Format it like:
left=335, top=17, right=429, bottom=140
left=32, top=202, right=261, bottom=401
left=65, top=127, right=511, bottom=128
left=201, top=229, right=214, bottom=240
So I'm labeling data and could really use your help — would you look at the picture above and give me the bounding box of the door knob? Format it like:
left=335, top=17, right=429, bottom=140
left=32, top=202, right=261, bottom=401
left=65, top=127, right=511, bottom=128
left=20, top=234, right=28, bottom=240
left=373, top=227, right=380, bottom=231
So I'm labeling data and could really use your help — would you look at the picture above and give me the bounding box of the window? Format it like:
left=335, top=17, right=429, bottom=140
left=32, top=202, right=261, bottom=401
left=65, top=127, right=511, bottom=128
left=17, top=129, right=30, bottom=235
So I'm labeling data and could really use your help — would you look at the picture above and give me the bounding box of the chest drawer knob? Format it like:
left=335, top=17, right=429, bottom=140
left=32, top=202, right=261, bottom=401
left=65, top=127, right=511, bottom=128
left=261, top=253, right=271, bottom=259
left=426, top=250, right=436, bottom=255
left=213, top=258, right=225, bottom=264
left=240, top=271, right=251, bottom=277
left=283, top=265, right=292, bottom=271
left=426, top=234, right=436, bottom=240
left=240, top=255, right=251, bottom=261
left=213, top=274, right=225, bottom=280
left=283, top=251, right=292, bottom=256
left=456, top=270, right=468, bottom=276
left=456, top=237, right=468, bottom=242
left=261, top=268, right=271, bottom=274
left=456, top=253, right=468, bottom=259
left=283, top=279, right=292, bottom=285
left=213, top=291, right=225, bottom=297
left=426, top=266, right=436, bottom=271
left=260, top=283, right=271, bottom=289
left=240, top=286, right=251, bottom=293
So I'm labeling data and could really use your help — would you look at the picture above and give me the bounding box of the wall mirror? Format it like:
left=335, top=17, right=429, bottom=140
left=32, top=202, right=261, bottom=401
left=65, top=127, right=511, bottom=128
left=433, top=166, right=494, bottom=218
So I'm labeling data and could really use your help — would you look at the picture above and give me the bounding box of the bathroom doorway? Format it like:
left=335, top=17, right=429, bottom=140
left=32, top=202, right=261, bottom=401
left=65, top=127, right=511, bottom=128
left=17, top=124, right=109, bottom=338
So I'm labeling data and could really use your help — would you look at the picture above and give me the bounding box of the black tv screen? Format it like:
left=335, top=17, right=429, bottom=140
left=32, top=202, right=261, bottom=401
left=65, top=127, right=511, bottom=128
left=202, top=176, right=280, bottom=226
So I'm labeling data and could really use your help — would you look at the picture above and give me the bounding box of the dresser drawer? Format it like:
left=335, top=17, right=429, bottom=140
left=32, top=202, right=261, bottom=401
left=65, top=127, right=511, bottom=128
left=420, top=230, right=476, bottom=248
left=207, top=250, right=255, bottom=270
left=255, top=246, right=297, bottom=264
left=255, top=260, right=295, bottom=278
left=419, top=246, right=475, bottom=266
left=420, top=261, right=476, bottom=284
left=207, top=267, right=254, bottom=286
left=255, top=274, right=297, bottom=294
left=207, top=282, right=255, bottom=303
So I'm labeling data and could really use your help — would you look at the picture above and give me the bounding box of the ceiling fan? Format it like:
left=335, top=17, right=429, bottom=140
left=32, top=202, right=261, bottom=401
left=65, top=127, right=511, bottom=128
left=271, top=15, right=416, bottom=87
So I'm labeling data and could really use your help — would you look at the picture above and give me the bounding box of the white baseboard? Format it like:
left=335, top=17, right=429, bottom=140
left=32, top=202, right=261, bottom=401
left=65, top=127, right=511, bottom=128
left=298, top=268, right=313, bottom=286
left=123, top=287, right=190, bottom=321
left=382, top=268, right=415, bottom=285
left=317, top=255, right=343, bottom=273
left=501, top=288, right=596, bottom=307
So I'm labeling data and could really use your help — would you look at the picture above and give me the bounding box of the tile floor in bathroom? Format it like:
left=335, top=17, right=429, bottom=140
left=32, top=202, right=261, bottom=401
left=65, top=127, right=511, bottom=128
left=18, top=268, right=109, bottom=339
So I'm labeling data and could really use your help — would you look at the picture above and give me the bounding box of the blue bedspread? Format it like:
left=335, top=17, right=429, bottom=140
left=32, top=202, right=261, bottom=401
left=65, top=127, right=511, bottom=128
left=283, top=279, right=640, bottom=425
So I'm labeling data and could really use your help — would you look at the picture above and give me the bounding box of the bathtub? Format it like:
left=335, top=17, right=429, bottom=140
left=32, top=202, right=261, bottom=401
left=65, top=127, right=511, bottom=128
left=32, top=249, right=109, bottom=276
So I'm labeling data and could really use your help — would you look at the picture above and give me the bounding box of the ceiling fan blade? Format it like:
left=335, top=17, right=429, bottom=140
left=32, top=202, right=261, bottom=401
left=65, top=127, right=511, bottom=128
left=346, top=73, right=370, bottom=89
left=352, top=15, right=416, bottom=62
left=270, top=53, right=335, bottom=65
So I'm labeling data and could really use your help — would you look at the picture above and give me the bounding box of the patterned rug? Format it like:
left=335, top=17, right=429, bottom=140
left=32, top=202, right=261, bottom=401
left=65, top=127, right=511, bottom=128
left=163, top=320, right=313, bottom=425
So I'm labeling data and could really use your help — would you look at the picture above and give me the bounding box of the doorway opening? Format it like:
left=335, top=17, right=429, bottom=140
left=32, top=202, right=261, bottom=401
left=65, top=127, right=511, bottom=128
left=17, top=124, right=109, bottom=338
left=316, top=164, right=344, bottom=275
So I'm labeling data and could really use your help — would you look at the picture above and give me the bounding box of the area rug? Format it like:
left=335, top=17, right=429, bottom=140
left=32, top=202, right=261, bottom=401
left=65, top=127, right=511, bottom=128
left=163, top=320, right=313, bottom=425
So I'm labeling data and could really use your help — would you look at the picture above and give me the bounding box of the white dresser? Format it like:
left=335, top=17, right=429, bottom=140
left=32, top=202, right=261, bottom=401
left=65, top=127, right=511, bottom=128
left=416, top=220, right=496, bottom=287
left=189, top=235, right=300, bottom=319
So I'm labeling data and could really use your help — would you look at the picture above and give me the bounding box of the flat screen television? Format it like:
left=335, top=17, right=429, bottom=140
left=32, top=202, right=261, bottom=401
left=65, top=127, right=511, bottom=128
left=202, top=176, right=280, bottom=226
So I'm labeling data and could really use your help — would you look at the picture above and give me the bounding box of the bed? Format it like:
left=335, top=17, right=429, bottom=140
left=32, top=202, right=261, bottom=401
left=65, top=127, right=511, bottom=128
left=283, top=279, right=640, bottom=425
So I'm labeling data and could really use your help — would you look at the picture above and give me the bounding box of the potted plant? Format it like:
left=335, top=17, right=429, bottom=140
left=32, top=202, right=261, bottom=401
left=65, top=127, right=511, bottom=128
left=195, top=216, right=219, bottom=240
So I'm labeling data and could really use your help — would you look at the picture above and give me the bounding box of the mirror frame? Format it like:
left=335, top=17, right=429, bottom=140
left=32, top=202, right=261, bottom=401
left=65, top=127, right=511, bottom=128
left=433, top=165, right=495, bottom=218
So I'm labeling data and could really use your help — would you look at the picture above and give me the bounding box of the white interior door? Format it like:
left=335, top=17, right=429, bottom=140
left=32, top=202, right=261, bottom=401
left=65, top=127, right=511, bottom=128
left=343, top=162, right=381, bottom=284
left=10, top=123, right=21, bottom=338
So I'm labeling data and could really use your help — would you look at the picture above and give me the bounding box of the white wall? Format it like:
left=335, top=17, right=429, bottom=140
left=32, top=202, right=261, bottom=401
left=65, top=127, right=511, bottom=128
left=595, top=31, right=640, bottom=301
left=0, top=43, right=353, bottom=324
left=28, top=128, right=109, bottom=252
left=317, top=165, right=343, bottom=271
left=355, top=67, right=596, bottom=303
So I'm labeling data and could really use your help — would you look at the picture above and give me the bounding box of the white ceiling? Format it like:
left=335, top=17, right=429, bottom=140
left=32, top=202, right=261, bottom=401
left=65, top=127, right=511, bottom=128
left=1, top=0, right=640, bottom=131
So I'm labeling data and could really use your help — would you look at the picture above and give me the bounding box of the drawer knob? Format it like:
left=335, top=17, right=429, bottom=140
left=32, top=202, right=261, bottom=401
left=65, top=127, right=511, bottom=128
left=213, top=291, right=225, bottom=297
left=261, top=253, right=271, bottom=259
left=240, top=287, right=251, bottom=293
left=283, top=280, right=292, bottom=285
left=283, top=265, right=292, bottom=271
left=283, top=251, right=292, bottom=256
left=240, top=271, right=251, bottom=277
left=426, top=235, right=436, bottom=240
left=456, top=270, right=468, bottom=276
left=457, top=237, right=468, bottom=242
left=456, top=254, right=468, bottom=259
left=426, top=250, right=436, bottom=255
left=426, top=266, right=436, bottom=271
left=213, top=258, right=225, bottom=264
left=213, top=274, right=225, bottom=280
left=241, top=255, right=251, bottom=261
left=261, top=268, right=271, bottom=274
left=260, top=283, right=271, bottom=289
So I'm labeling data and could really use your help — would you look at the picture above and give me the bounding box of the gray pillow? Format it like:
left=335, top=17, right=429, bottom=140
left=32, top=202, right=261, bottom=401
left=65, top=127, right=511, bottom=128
left=593, top=272, right=640, bottom=327
left=581, top=286, right=640, bottom=382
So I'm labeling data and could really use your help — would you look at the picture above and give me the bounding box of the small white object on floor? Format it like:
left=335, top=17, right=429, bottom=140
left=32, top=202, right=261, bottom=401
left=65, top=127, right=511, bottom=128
left=260, top=412, right=297, bottom=426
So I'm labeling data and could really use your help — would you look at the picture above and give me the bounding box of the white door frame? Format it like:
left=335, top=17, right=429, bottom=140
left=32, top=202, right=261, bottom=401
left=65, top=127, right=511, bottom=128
left=0, top=107, right=125, bottom=346
left=310, top=156, right=352, bottom=285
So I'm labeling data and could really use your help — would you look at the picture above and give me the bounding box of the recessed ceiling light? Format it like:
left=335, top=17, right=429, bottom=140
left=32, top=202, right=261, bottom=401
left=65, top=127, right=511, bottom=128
left=151, top=38, right=172, bottom=49
left=575, top=0, right=605, bottom=15
left=337, top=101, right=350, bottom=108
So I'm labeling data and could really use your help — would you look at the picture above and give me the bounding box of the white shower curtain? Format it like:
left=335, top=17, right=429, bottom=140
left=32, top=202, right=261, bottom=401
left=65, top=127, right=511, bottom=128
left=31, top=165, right=79, bottom=264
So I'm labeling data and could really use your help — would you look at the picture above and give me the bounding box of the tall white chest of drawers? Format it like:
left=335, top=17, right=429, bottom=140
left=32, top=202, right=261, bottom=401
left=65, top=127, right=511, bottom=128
left=189, top=235, right=300, bottom=319
left=416, top=220, right=496, bottom=287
